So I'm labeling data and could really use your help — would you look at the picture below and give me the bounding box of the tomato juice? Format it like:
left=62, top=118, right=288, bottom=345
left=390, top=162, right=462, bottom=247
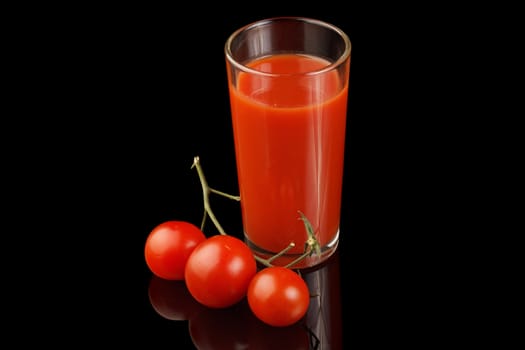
left=228, top=53, right=349, bottom=259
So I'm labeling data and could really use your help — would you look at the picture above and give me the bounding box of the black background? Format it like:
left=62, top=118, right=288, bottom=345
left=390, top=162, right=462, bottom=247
left=6, top=3, right=468, bottom=348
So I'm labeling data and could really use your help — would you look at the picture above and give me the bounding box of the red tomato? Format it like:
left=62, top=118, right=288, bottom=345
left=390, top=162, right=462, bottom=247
left=144, top=221, right=206, bottom=280
left=247, top=266, right=310, bottom=327
left=184, top=234, right=257, bottom=308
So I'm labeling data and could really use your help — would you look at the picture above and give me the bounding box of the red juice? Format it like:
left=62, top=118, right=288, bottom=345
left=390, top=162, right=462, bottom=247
left=228, top=53, right=349, bottom=257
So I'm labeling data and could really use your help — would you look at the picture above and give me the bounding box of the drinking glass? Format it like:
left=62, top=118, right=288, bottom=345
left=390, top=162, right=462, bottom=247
left=225, top=17, right=351, bottom=268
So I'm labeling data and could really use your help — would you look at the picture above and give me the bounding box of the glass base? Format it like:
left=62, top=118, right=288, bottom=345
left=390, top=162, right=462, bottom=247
left=244, top=229, right=339, bottom=269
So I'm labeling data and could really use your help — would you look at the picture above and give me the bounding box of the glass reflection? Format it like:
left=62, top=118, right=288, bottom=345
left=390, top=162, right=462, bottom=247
left=302, top=249, right=343, bottom=349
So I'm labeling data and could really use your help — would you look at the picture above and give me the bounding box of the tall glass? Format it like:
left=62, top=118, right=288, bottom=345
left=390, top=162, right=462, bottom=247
left=225, top=17, right=351, bottom=268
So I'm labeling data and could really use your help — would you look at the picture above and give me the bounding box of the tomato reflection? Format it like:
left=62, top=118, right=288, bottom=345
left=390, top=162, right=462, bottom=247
left=148, top=275, right=206, bottom=321
left=147, top=250, right=343, bottom=349
left=189, top=299, right=252, bottom=349
left=246, top=313, right=311, bottom=350
left=189, top=298, right=311, bottom=349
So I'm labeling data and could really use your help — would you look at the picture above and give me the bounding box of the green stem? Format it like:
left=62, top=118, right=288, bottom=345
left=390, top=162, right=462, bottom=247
left=191, top=156, right=226, bottom=235
left=268, top=242, right=295, bottom=263
left=210, top=188, right=240, bottom=201
left=254, top=242, right=296, bottom=267
left=254, top=255, right=271, bottom=267
left=284, top=246, right=312, bottom=268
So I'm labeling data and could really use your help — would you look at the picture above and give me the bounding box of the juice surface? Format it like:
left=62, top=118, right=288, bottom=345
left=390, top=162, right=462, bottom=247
left=229, top=54, right=348, bottom=254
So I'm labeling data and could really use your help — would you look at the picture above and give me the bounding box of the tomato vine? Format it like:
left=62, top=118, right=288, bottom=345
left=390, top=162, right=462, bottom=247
left=191, top=155, right=321, bottom=269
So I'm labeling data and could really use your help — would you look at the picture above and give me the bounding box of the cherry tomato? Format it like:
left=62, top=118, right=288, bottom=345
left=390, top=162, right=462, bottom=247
left=144, top=220, right=206, bottom=280
left=247, top=266, right=310, bottom=327
left=184, top=234, right=257, bottom=308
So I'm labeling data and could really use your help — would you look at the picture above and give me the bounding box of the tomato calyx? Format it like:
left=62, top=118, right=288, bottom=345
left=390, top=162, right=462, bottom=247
left=191, top=155, right=321, bottom=269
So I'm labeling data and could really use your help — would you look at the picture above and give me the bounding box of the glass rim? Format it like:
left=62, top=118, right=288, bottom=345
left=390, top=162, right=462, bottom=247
left=225, top=16, right=352, bottom=78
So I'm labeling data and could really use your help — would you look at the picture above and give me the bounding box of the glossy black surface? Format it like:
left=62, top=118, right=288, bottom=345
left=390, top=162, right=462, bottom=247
left=13, top=6, right=458, bottom=348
